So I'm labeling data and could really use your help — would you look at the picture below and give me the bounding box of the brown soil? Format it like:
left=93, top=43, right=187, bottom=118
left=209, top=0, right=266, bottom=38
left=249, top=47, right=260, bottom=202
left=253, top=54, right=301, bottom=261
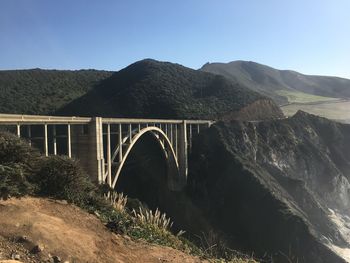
left=0, top=197, right=206, bottom=263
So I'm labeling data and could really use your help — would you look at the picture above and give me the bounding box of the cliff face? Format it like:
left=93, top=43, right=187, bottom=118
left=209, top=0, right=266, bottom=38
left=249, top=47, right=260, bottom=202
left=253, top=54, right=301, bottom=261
left=188, top=111, right=350, bottom=262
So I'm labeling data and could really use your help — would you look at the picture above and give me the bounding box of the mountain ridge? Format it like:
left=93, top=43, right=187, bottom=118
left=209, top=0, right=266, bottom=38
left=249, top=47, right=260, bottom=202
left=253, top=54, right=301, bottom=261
left=201, top=60, right=350, bottom=105
left=58, top=59, right=283, bottom=120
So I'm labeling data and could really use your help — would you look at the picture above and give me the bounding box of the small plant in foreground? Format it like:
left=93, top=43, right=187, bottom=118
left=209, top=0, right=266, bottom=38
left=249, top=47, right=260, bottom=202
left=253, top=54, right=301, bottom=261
left=132, top=207, right=173, bottom=231
left=196, top=230, right=258, bottom=262
left=106, top=191, right=128, bottom=212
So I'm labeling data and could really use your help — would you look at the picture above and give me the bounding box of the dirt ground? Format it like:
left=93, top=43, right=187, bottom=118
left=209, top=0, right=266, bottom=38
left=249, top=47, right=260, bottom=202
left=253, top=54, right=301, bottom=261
left=0, top=197, right=206, bottom=263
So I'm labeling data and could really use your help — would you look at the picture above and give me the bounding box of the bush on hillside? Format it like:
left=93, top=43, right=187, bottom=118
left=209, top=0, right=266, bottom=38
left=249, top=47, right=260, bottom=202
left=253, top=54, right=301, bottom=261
left=33, top=156, right=95, bottom=204
left=0, top=132, right=40, bottom=167
left=0, top=164, right=35, bottom=200
left=0, top=132, right=39, bottom=200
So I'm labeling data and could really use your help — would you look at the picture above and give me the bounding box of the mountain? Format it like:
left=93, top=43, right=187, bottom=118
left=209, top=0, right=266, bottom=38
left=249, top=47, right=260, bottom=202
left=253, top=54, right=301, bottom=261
left=58, top=59, right=283, bottom=120
left=201, top=61, right=350, bottom=105
left=188, top=111, right=350, bottom=262
left=0, top=69, right=112, bottom=115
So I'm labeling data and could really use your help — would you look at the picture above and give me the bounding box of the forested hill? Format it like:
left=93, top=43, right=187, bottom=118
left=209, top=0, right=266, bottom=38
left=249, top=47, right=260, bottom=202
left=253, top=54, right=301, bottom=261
left=0, top=60, right=284, bottom=121
left=201, top=60, right=350, bottom=105
left=58, top=59, right=283, bottom=120
left=0, top=69, right=113, bottom=114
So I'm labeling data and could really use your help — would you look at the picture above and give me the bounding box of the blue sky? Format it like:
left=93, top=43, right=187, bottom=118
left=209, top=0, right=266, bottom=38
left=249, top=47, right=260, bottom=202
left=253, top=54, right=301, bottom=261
left=1, top=0, right=349, bottom=78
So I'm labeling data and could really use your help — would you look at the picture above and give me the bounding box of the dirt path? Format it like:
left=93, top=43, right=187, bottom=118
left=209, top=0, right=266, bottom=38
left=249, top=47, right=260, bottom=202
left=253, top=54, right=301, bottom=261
left=0, top=197, right=206, bottom=263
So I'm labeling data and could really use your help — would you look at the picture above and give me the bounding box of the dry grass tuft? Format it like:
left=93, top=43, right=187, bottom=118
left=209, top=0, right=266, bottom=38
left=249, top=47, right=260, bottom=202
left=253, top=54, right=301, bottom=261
left=132, top=207, right=173, bottom=231
left=106, top=191, right=128, bottom=212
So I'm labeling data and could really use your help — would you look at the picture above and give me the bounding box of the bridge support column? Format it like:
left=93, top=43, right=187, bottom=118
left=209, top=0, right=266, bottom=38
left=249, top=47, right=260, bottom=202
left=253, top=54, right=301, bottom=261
left=177, top=120, right=188, bottom=187
left=90, top=117, right=105, bottom=183
left=67, top=124, right=72, bottom=158
left=16, top=124, right=20, bottom=137
left=71, top=118, right=104, bottom=184
left=106, top=124, right=112, bottom=186
left=52, top=125, right=57, bottom=155
left=27, top=125, right=31, bottom=147
left=44, top=124, right=48, bottom=156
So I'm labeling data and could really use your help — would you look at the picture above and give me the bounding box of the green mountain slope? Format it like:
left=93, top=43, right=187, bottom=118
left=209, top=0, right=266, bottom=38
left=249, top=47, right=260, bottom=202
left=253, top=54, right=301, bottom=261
left=59, top=59, right=283, bottom=120
left=201, top=61, right=350, bottom=105
left=0, top=69, right=113, bottom=114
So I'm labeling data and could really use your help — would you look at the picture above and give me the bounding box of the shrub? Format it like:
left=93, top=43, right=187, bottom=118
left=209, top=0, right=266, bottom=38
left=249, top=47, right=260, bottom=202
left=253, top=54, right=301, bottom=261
left=33, top=155, right=95, bottom=204
left=0, top=164, right=35, bottom=200
left=0, top=132, right=40, bottom=167
left=0, top=132, right=39, bottom=200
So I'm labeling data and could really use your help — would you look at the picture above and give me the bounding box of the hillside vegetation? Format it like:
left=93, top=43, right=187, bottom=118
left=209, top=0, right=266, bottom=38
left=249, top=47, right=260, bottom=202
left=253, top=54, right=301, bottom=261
left=201, top=60, right=350, bottom=105
left=59, top=59, right=283, bottom=120
left=0, top=69, right=112, bottom=114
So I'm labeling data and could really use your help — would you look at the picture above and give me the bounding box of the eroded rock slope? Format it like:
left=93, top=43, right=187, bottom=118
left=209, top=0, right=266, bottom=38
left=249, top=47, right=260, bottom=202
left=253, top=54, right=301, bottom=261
left=189, top=111, right=350, bottom=262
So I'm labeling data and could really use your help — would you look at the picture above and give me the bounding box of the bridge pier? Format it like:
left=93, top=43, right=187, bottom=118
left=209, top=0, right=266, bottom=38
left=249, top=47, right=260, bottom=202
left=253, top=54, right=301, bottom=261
left=178, top=121, right=188, bottom=184
left=70, top=118, right=104, bottom=183
left=88, top=117, right=104, bottom=183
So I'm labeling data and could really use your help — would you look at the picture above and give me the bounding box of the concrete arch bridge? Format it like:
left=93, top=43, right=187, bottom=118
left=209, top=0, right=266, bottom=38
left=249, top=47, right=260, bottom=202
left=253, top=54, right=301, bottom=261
left=0, top=114, right=213, bottom=190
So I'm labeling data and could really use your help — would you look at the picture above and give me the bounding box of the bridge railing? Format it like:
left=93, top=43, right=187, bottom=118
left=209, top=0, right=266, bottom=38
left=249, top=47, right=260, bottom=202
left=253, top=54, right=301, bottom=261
left=0, top=113, right=92, bottom=124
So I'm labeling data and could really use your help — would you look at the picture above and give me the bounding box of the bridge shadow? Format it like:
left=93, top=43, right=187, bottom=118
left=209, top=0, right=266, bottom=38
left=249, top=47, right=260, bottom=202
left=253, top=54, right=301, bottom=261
left=115, top=132, right=170, bottom=211
left=115, top=132, right=212, bottom=237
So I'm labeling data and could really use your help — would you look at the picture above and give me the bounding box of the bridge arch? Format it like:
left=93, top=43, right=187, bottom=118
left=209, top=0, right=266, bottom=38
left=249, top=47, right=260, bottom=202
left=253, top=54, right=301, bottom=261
left=109, top=126, right=181, bottom=190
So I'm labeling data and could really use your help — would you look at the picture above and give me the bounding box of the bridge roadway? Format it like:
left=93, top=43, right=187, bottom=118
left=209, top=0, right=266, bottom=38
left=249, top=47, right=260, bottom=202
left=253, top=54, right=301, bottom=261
left=0, top=113, right=213, bottom=190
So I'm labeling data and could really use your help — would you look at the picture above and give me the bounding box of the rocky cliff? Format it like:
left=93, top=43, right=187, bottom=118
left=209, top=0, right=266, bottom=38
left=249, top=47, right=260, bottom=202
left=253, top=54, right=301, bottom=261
left=188, top=111, right=350, bottom=262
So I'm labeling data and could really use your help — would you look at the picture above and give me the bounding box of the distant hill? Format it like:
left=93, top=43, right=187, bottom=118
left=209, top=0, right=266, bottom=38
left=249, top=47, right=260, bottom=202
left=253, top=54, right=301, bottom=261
left=59, top=59, right=283, bottom=120
left=0, top=69, right=113, bottom=114
left=201, top=61, right=350, bottom=105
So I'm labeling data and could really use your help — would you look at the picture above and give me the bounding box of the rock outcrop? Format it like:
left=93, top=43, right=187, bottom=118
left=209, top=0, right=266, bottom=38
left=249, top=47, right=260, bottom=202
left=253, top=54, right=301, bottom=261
left=188, top=111, right=350, bottom=262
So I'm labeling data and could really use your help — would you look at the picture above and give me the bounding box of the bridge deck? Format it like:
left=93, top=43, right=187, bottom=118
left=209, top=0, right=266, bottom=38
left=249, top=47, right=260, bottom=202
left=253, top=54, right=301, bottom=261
left=0, top=114, right=92, bottom=124
left=0, top=113, right=213, bottom=125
